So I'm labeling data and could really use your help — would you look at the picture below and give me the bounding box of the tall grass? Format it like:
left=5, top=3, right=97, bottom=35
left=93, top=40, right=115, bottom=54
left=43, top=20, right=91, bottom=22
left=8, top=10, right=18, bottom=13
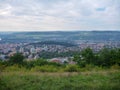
left=0, top=69, right=120, bottom=90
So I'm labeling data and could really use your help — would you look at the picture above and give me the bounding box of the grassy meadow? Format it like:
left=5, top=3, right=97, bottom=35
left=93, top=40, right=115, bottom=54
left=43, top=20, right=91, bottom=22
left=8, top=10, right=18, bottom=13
left=0, top=48, right=120, bottom=90
left=0, top=68, right=120, bottom=90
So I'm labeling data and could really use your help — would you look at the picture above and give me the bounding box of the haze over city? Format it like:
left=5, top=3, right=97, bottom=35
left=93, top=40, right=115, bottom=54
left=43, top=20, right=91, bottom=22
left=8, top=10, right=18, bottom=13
left=0, top=0, right=120, bottom=31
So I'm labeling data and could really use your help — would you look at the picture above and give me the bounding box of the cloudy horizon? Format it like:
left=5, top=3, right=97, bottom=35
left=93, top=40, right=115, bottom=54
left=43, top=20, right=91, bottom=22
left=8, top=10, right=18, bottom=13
left=0, top=0, right=120, bottom=31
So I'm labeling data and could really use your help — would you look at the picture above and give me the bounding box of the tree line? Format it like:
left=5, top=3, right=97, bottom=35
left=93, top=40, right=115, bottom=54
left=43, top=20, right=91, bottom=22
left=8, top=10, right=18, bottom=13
left=0, top=48, right=120, bottom=70
left=74, top=48, right=120, bottom=67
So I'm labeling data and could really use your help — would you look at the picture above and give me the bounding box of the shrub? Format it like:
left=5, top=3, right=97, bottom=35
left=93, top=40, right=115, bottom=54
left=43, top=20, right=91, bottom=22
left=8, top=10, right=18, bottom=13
left=0, top=65, right=5, bottom=72
left=31, top=65, right=58, bottom=72
left=9, top=53, right=24, bottom=65
left=111, top=64, right=120, bottom=69
left=64, top=65, right=79, bottom=72
left=0, top=78, right=8, bottom=90
left=23, top=59, right=49, bottom=69
left=84, top=64, right=95, bottom=71
left=0, top=61, right=6, bottom=72
left=4, top=64, right=27, bottom=72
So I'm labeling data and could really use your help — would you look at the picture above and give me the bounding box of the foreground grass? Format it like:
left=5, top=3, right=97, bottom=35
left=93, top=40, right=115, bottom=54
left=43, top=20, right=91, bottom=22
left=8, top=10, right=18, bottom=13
left=0, top=70, right=120, bottom=90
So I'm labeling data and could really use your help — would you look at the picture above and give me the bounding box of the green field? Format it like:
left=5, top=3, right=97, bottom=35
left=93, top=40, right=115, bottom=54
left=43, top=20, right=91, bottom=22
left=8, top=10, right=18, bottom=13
left=0, top=69, right=120, bottom=90
left=0, top=48, right=120, bottom=90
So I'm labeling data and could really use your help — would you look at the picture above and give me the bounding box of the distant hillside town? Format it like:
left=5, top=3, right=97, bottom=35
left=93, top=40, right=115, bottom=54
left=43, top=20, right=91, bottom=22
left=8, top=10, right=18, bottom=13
left=0, top=31, right=120, bottom=61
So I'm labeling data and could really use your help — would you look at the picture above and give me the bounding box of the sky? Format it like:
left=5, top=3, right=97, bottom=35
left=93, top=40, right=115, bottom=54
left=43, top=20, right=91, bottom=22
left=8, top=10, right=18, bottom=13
left=0, top=0, right=120, bottom=31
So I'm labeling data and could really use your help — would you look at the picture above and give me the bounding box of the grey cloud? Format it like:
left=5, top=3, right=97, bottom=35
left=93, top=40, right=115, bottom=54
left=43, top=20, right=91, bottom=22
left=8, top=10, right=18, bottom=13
left=0, top=0, right=120, bottom=31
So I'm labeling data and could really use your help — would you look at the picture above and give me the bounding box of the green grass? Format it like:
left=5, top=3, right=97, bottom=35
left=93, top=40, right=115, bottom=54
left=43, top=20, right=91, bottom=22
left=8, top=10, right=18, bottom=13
left=0, top=70, right=120, bottom=90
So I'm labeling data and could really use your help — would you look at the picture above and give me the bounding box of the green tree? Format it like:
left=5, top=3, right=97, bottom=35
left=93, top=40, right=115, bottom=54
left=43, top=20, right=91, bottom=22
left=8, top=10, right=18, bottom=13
left=97, top=48, right=119, bottom=67
left=33, top=58, right=48, bottom=66
left=116, top=48, right=120, bottom=65
left=9, top=53, right=24, bottom=65
left=73, top=48, right=95, bottom=67
left=80, top=48, right=95, bottom=64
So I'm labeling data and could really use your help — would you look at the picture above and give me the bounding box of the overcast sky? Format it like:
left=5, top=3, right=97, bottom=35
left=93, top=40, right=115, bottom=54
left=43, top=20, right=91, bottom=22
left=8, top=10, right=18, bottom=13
left=0, top=0, right=120, bottom=31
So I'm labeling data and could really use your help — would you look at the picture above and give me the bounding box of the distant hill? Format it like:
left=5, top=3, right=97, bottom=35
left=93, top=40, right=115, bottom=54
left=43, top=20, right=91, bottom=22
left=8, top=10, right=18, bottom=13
left=0, top=31, right=120, bottom=43
left=28, top=41, right=77, bottom=47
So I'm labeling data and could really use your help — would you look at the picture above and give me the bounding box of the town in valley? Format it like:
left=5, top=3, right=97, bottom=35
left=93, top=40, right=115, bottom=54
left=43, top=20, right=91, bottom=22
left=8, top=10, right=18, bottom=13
left=0, top=31, right=120, bottom=63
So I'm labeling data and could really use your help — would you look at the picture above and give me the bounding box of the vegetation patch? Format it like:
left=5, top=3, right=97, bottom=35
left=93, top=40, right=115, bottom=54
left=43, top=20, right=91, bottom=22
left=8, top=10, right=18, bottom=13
left=0, top=70, right=120, bottom=90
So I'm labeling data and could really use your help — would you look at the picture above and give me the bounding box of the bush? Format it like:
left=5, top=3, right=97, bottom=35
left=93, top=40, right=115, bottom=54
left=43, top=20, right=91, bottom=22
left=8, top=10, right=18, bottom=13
left=0, top=65, right=5, bottom=72
left=111, top=64, right=120, bottom=69
left=31, top=65, right=58, bottom=72
left=0, top=78, right=8, bottom=90
left=23, top=59, right=49, bottom=69
left=4, top=65, right=27, bottom=72
left=64, top=65, right=79, bottom=72
left=9, top=53, right=24, bottom=65
left=84, top=64, right=95, bottom=71
left=0, top=61, right=6, bottom=72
